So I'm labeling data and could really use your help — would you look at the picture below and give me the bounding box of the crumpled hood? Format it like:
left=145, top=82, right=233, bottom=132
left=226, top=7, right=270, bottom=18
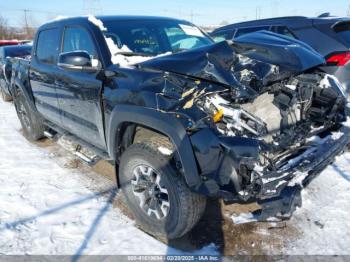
left=232, top=30, right=325, bottom=72
left=139, top=31, right=325, bottom=87
left=139, top=41, right=239, bottom=87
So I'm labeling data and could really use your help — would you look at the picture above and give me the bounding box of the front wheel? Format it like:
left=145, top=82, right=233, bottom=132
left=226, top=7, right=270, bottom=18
left=13, top=89, right=44, bottom=141
left=119, top=142, right=206, bottom=239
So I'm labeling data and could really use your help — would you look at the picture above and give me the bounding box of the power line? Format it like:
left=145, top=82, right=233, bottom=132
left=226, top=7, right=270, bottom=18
left=0, top=6, right=77, bottom=16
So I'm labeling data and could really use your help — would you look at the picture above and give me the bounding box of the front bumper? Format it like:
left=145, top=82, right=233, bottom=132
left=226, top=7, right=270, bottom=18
left=259, top=124, right=350, bottom=199
left=190, top=123, right=350, bottom=220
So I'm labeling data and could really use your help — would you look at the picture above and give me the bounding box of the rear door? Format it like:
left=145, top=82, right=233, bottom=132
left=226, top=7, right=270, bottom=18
left=30, top=27, right=62, bottom=125
left=55, top=25, right=106, bottom=150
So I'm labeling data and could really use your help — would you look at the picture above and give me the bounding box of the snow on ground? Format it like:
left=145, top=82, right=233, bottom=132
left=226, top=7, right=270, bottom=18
left=0, top=100, right=217, bottom=256
left=285, top=153, right=350, bottom=255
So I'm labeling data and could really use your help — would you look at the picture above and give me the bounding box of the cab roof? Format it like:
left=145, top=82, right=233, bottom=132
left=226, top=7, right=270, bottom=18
left=41, top=15, right=188, bottom=29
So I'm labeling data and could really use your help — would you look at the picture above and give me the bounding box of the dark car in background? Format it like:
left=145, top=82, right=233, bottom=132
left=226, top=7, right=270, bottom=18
left=211, top=14, right=350, bottom=94
left=0, top=44, right=31, bottom=101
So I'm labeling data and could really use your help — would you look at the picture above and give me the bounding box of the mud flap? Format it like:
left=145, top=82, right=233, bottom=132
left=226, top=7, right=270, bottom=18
left=253, top=186, right=302, bottom=221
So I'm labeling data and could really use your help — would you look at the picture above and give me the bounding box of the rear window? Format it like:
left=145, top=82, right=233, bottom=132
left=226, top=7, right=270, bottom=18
left=235, top=26, right=270, bottom=38
left=36, top=28, right=60, bottom=64
left=274, top=26, right=297, bottom=39
left=4, top=46, right=31, bottom=58
left=334, top=21, right=350, bottom=44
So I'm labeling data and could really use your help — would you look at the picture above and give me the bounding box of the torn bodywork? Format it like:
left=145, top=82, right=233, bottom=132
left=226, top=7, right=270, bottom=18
left=131, top=31, right=349, bottom=220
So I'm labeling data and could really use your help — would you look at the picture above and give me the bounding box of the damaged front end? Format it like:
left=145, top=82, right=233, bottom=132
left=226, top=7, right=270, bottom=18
left=139, top=31, right=350, bottom=221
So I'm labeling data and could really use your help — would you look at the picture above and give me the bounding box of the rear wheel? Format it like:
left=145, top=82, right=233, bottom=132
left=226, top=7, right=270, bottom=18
left=0, top=87, right=12, bottom=102
left=119, top=140, right=206, bottom=239
left=13, top=89, right=44, bottom=141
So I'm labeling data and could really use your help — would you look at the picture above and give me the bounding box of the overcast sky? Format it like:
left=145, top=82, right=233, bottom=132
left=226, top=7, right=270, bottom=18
left=1, top=0, right=349, bottom=27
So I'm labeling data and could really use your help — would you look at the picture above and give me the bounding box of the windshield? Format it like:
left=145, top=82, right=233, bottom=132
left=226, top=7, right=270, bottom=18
left=102, top=19, right=213, bottom=56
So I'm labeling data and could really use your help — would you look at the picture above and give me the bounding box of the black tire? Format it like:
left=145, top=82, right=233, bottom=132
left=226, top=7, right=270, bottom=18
left=0, top=87, right=12, bottom=102
left=119, top=141, right=206, bottom=239
left=13, top=88, right=44, bottom=141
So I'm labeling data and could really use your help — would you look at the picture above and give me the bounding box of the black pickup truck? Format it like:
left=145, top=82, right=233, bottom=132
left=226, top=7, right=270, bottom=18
left=10, top=15, right=350, bottom=239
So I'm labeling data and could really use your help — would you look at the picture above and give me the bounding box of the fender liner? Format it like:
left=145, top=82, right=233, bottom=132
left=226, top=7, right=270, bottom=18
left=106, top=105, right=201, bottom=187
left=12, top=78, right=37, bottom=112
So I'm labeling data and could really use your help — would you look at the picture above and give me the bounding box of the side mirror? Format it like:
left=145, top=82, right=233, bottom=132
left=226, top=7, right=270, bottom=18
left=58, top=51, right=100, bottom=72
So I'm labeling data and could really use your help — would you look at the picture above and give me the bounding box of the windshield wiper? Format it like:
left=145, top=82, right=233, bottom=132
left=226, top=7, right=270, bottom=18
left=115, top=51, right=153, bottom=57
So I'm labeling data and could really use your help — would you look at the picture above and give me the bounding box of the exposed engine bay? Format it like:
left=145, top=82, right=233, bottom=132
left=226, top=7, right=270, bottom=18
left=201, top=73, right=345, bottom=156
left=193, top=63, right=346, bottom=193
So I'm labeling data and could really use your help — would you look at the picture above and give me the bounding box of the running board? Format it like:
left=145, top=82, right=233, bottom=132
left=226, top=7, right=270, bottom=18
left=74, top=151, right=100, bottom=165
left=43, top=130, right=55, bottom=139
left=43, top=120, right=111, bottom=161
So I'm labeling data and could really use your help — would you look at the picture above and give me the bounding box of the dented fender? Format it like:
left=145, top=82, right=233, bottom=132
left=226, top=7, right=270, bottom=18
left=189, top=128, right=264, bottom=198
left=106, top=104, right=202, bottom=187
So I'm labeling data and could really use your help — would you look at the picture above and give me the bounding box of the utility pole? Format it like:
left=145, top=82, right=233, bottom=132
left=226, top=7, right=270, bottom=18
left=23, top=9, right=29, bottom=37
left=255, top=6, right=261, bottom=20
left=188, top=9, right=200, bottom=23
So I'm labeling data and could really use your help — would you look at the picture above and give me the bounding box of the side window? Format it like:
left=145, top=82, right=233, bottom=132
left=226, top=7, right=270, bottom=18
left=36, top=28, right=60, bottom=64
left=235, top=26, right=270, bottom=38
left=211, top=30, right=234, bottom=42
left=63, top=27, right=96, bottom=57
left=274, top=26, right=297, bottom=39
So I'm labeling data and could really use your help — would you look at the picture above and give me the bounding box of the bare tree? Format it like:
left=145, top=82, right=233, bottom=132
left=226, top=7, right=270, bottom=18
left=19, top=11, right=37, bottom=39
left=0, top=15, right=9, bottom=39
left=0, top=14, right=29, bottom=40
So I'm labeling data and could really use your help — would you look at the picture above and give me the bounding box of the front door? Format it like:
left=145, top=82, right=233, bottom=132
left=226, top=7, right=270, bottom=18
left=30, top=27, right=62, bottom=125
left=55, top=26, right=106, bottom=150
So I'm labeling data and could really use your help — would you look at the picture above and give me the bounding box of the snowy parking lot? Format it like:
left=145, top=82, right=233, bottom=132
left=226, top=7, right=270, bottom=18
left=0, top=98, right=350, bottom=257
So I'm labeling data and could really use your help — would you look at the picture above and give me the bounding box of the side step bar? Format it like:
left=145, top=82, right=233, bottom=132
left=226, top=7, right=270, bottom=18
left=74, top=151, right=100, bottom=165
left=43, top=121, right=112, bottom=163
left=43, top=130, right=55, bottom=139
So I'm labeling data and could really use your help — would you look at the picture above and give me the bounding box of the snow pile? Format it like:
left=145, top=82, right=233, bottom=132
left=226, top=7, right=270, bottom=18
left=231, top=213, right=257, bottom=224
left=104, top=37, right=151, bottom=66
left=88, top=15, right=107, bottom=31
left=287, top=171, right=308, bottom=187
left=49, top=15, right=68, bottom=22
left=0, top=100, right=218, bottom=256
